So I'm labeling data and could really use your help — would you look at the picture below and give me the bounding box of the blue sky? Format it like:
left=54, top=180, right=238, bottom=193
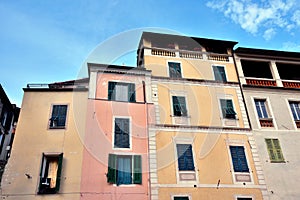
left=1, top=0, right=300, bottom=106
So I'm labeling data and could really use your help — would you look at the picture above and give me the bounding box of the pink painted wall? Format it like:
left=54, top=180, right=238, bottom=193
left=80, top=72, right=151, bottom=200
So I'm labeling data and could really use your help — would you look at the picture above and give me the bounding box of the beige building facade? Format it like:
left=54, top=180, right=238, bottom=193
left=235, top=48, right=300, bottom=200
left=1, top=80, right=88, bottom=200
left=138, top=32, right=266, bottom=200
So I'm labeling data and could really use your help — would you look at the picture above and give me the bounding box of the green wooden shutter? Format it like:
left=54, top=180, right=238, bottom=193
left=55, top=153, right=63, bottom=192
left=107, top=154, right=117, bottom=183
left=108, top=82, right=116, bottom=100
left=128, top=83, right=136, bottom=102
left=265, top=139, right=285, bottom=162
left=133, top=155, right=142, bottom=184
left=38, top=154, right=46, bottom=193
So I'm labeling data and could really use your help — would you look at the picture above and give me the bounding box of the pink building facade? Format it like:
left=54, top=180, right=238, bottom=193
left=80, top=64, right=153, bottom=200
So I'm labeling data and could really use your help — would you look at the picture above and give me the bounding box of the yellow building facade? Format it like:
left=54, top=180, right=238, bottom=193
left=1, top=81, right=88, bottom=200
left=137, top=32, right=266, bottom=200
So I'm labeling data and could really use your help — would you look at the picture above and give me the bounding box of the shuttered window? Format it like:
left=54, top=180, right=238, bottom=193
left=38, top=153, right=63, bottom=194
left=114, top=118, right=130, bottom=148
left=108, top=82, right=136, bottom=102
left=107, top=154, right=142, bottom=185
left=169, top=62, right=182, bottom=78
left=220, top=99, right=236, bottom=119
left=229, top=146, right=249, bottom=173
left=265, top=139, right=285, bottom=163
left=49, top=105, right=67, bottom=128
left=176, top=144, right=195, bottom=171
left=172, top=96, right=187, bottom=117
left=213, top=66, right=227, bottom=82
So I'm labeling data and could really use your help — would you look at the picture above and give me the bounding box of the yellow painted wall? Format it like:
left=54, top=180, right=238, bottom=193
left=158, top=187, right=263, bottom=200
left=1, top=90, right=88, bottom=200
left=156, top=84, right=245, bottom=128
left=156, top=131, right=258, bottom=185
left=144, top=56, right=238, bottom=82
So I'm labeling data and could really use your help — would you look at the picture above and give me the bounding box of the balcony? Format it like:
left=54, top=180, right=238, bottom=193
left=295, top=120, right=300, bottom=128
left=179, top=50, right=203, bottom=59
left=149, top=47, right=231, bottom=62
left=282, top=80, right=300, bottom=89
left=151, top=48, right=176, bottom=57
left=207, top=53, right=229, bottom=62
left=259, top=118, right=274, bottom=127
left=246, top=78, right=277, bottom=87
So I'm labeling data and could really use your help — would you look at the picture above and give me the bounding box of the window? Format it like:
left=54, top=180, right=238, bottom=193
left=114, top=118, right=130, bottom=148
left=255, top=100, right=268, bottom=118
left=229, top=146, right=249, bottom=173
left=289, top=101, right=300, bottom=128
left=107, top=154, right=142, bottom=185
left=38, top=153, right=63, bottom=194
left=237, top=198, right=252, bottom=200
left=220, top=99, right=236, bottom=119
left=176, top=144, right=195, bottom=171
left=254, top=99, right=273, bottom=127
left=172, top=96, right=187, bottom=117
left=213, top=65, right=227, bottom=82
left=49, top=105, right=67, bottom=129
left=174, top=197, right=189, bottom=200
left=265, top=139, right=285, bottom=163
left=290, top=102, right=300, bottom=120
left=169, top=62, right=182, bottom=78
left=108, top=82, right=136, bottom=102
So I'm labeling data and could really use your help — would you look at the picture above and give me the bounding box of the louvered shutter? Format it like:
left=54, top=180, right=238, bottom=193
left=107, top=154, right=117, bottom=183
left=230, top=146, right=249, bottom=172
left=133, top=155, right=142, bottom=184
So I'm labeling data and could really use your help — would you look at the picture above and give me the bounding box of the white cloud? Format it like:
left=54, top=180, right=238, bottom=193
left=263, top=28, right=276, bottom=40
left=282, top=42, right=300, bottom=51
left=292, top=10, right=300, bottom=26
left=206, top=0, right=297, bottom=39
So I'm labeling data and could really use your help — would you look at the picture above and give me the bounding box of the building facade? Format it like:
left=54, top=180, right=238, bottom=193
left=79, top=64, right=154, bottom=199
left=235, top=48, right=300, bottom=199
left=1, top=80, right=88, bottom=200
left=0, top=85, right=20, bottom=183
left=137, top=32, right=266, bottom=200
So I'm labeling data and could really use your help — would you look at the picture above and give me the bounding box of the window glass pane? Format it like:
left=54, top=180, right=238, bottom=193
left=176, top=144, right=194, bottom=171
left=255, top=100, right=268, bottom=118
left=172, top=96, right=187, bottom=116
left=169, top=62, right=182, bottom=78
left=50, top=105, right=67, bottom=128
left=114, top=118, right=130, bottom=148
left=213, top=66, right=227, bottom=82
left=117, top=156, right=132, bottom=185
left=115, top=84, right=128, bottom=101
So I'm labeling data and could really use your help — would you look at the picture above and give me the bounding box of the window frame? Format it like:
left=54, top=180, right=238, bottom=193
left=226, top=140, right=253, bottom=184
left=265, top=138, right=285, bottom=163
left=48, top=104, right=68, bottom=129
left=252, top=97, right=276, bottom=129
left=112, top=116, right=132, bottom=150
left=167, top=61, right=183, bottom=78
left=173, top=137, right=198, bottom=183
left=212, top=65, right=227, bottom=82
left=107, top=154, right=142, bottom=186
left=107, top=81, right=136, bottom=102
left=38, top=153, right=63, bottom=194
left=219, top=98, right=237, bottom=119
left=172, top=96, right=188, bottom=117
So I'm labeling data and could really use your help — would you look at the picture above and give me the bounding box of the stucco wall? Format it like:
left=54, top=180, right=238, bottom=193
left=243, top=87, right=300, bottom=199
left=1, top=90, right=88, bottom=200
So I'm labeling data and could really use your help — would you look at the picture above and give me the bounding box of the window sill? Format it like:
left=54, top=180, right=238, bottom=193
left=49, top=126, right=66, bottom=129
left=270, top=160, right=286, bottom=163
